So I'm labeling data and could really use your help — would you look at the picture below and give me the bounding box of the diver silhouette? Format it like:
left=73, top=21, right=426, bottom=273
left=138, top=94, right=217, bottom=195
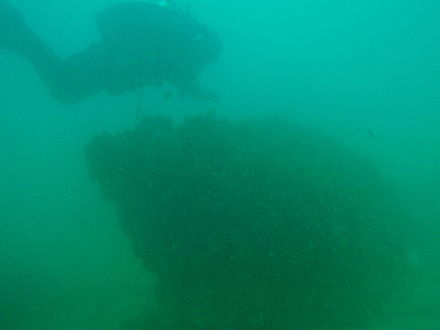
left=0, top=1, right=221, bottom=103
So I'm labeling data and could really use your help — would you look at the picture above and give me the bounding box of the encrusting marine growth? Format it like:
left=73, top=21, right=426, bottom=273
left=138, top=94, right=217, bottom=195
left=86, top=114, right=406, bottom=329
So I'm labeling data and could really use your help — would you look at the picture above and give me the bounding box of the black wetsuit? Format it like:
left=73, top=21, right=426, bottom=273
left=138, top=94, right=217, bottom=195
left=0, top=1, right=221, bottom=102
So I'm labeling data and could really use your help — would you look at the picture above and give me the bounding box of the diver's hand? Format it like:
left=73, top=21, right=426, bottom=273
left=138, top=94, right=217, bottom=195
left=180, top=81, right=219, bottom=102
left=192, top=87, right=218, bottom=102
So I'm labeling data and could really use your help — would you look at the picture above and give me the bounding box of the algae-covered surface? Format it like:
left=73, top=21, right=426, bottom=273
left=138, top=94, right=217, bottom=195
left=85, top=114, right=407, bottom=329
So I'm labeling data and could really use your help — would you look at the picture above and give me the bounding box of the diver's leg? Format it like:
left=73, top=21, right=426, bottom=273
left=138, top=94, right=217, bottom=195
left=0, top=1, right=66, bottom=97
left=0, top=0, right=28, bottom=50
left=0, top=1, right=105, bottom=103
left=48, top=44, right=106, bottom=103
left=0, top=1, right=59, bottom=67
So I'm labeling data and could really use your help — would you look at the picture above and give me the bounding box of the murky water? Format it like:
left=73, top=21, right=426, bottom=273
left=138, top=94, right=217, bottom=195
left=1, top=0, right=439, bottom=329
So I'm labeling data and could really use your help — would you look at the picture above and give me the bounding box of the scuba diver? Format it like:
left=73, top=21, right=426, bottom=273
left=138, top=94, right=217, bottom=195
left=0, top=0, right=222, bottom=103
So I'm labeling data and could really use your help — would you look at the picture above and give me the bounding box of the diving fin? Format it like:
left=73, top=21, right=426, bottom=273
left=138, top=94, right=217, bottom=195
left=0, top=1, right=64, bottom=102
left=0, top=1, right=34, bottom=51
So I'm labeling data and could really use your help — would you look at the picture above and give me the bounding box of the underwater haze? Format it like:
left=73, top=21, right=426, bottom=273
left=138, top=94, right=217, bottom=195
left=1, top=0, right=440, bottom=329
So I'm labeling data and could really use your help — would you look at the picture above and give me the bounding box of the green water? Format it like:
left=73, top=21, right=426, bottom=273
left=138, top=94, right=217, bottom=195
left=1, top=0, right=440, bottom=329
